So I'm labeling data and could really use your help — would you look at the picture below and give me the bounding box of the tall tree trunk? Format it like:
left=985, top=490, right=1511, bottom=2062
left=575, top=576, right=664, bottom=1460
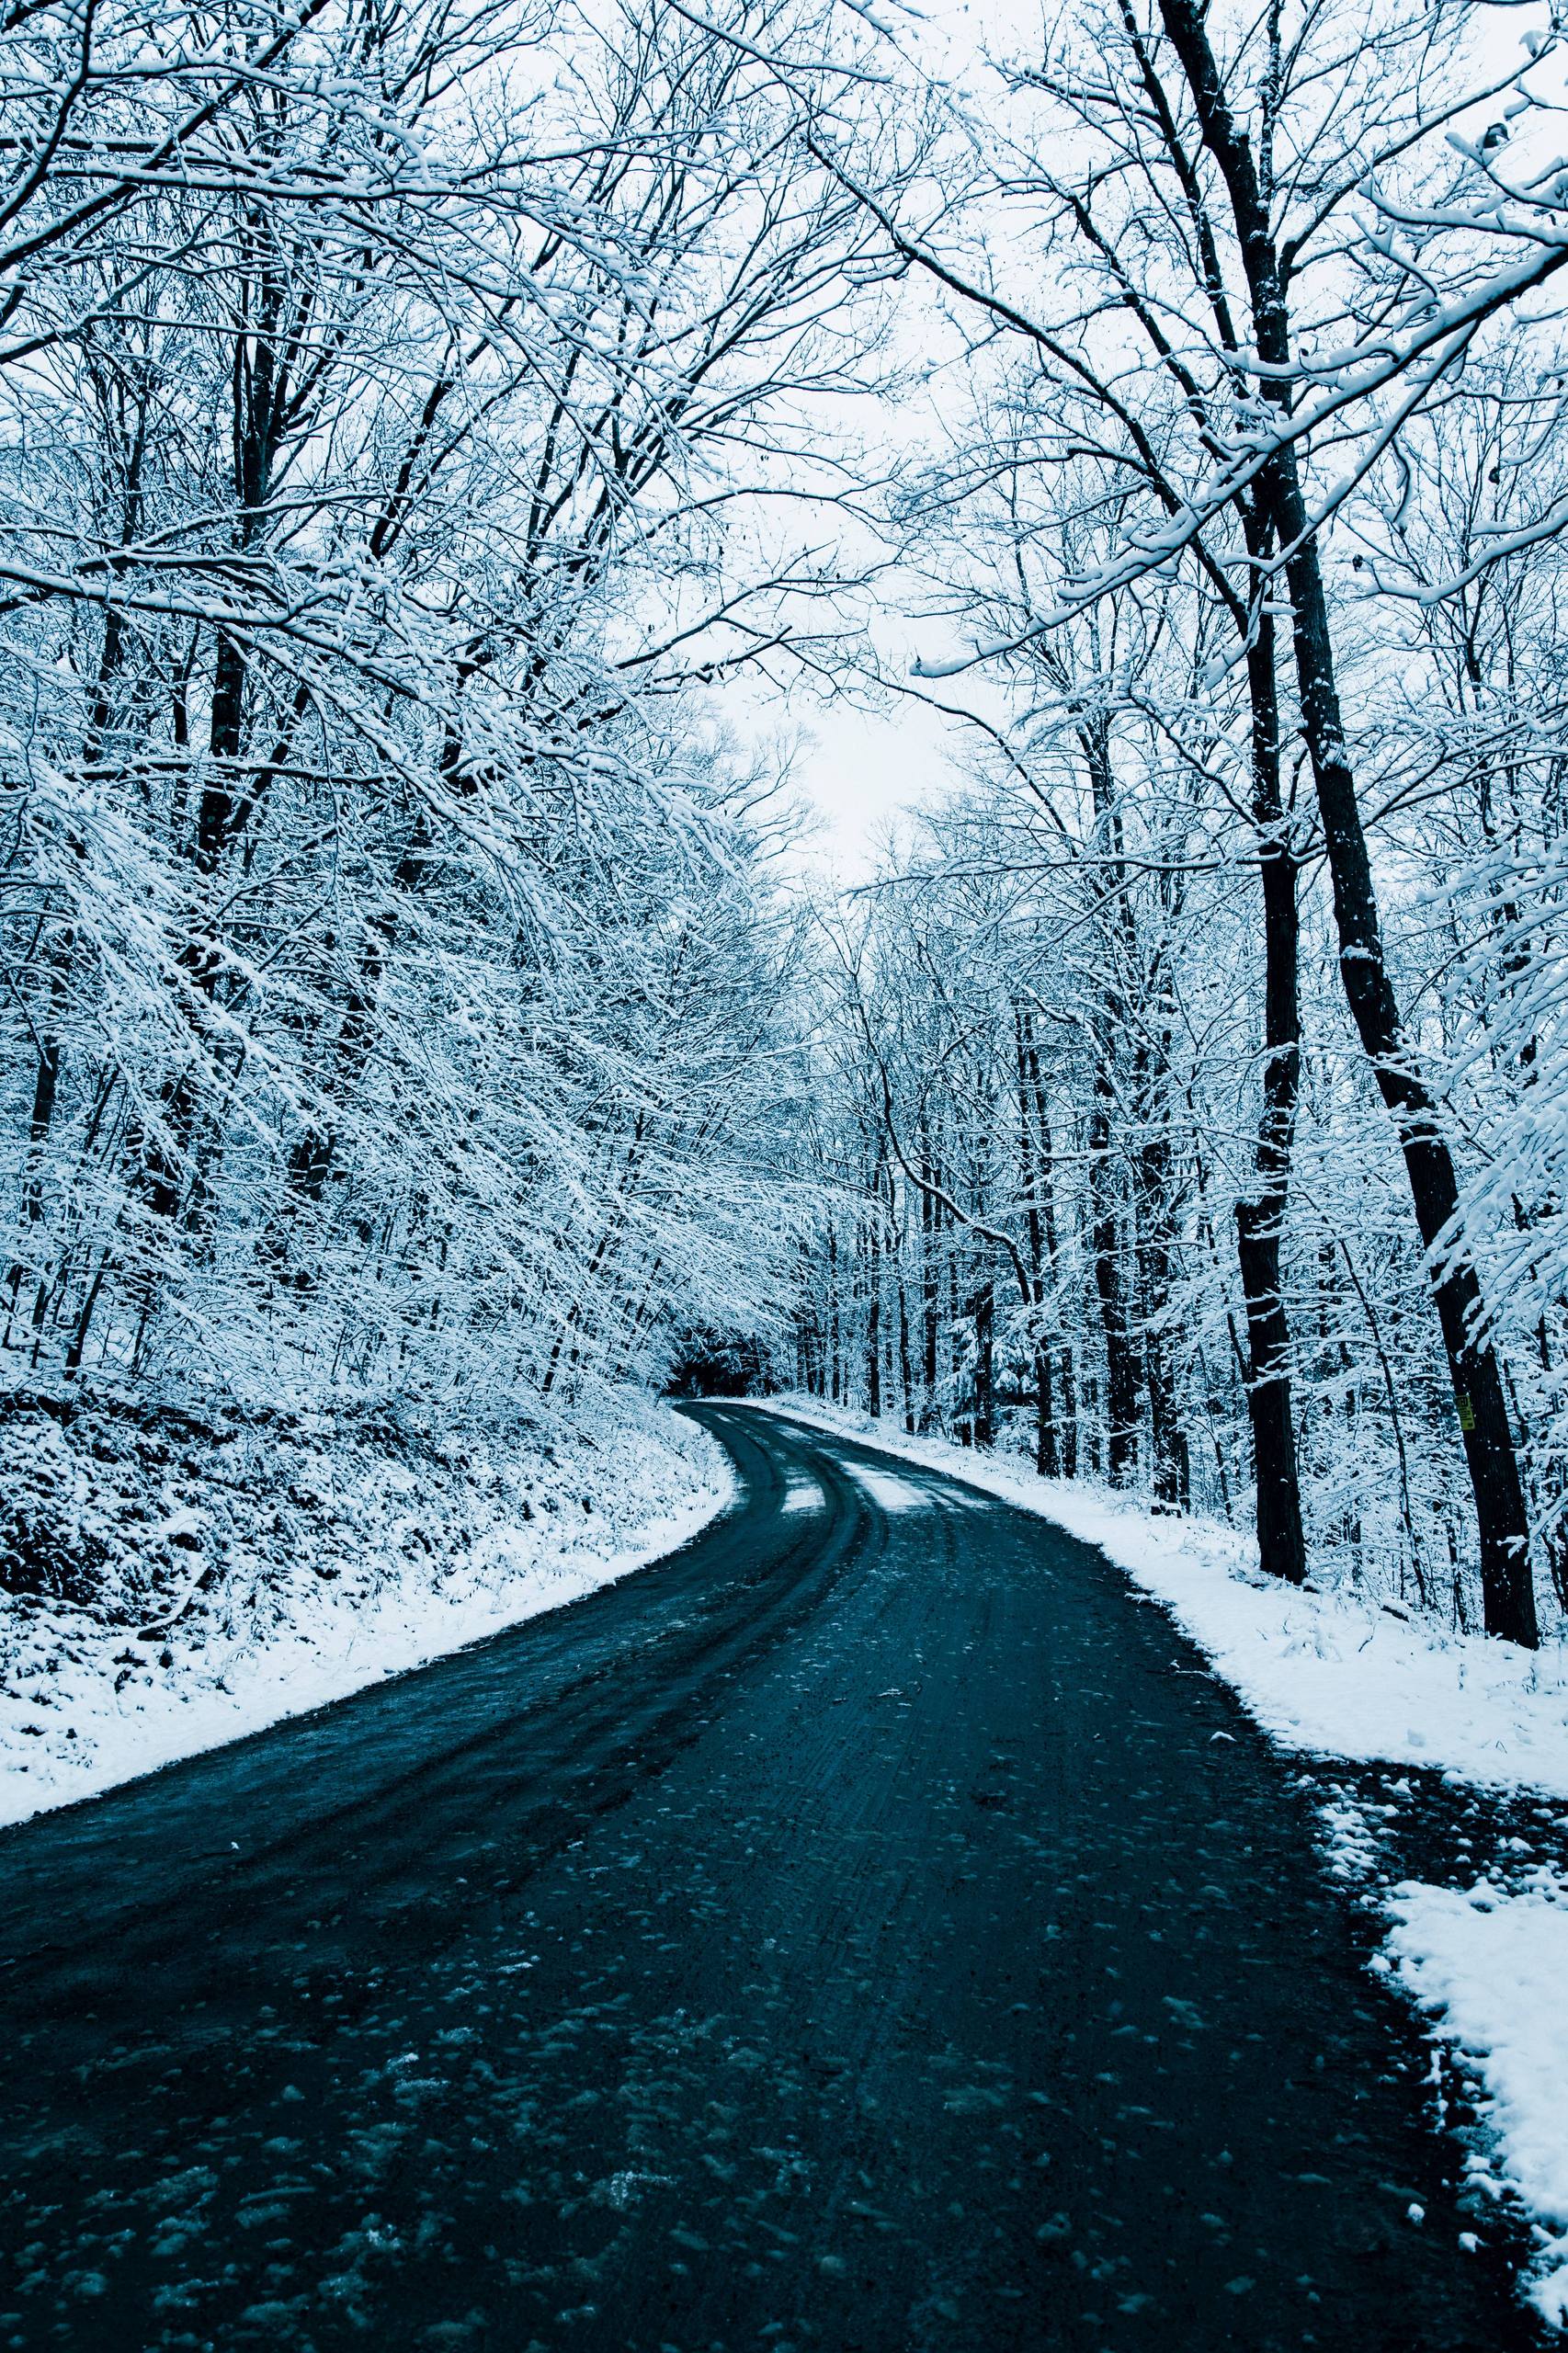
left=8, top=954, right=65, bottom=1346
left=1233, top=530, right=1309, bottom=1584
left=1137, top=1120, right=1184, bottom=1509
left=866, top=1179, right=882, bottom=1420
left=1082, top=714, right=1143, bottom=1484
left=1032, top=1348, right=1057, bottom=1476
left=1278, top=539, right=1529, bottom=1635
left=1015, top=1002, right=1059, bottom=1474
left=971, top=1277, right=995, bottom=1448
left=1089, top=1071, right=1139, bottom=1484
left=919, top=1122, right=940, bottom=1429
left=1157, top=0, right=1536, bottom=1644
left=827, top=1220, right=841, bottom=1406
left=1058, top=1345, right=1078, bottom=1479
left=948, top=1240, right=964, bottom=1439
left=892, top=1169, right=916, bottom=1434
left=898, top=1276, right=915, bottom=1433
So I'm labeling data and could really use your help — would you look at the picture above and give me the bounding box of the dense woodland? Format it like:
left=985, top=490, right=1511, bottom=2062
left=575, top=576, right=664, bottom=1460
left=0, top=0, right=870, bottom=1427
left=5, top=0, right=1568, bottom=1646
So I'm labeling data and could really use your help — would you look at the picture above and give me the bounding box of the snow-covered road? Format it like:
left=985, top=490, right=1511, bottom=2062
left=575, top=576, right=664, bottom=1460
left=0, top=1405, right=1544, bottom=2349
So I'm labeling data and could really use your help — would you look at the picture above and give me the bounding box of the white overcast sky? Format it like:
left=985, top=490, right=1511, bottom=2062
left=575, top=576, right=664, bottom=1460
left=736, top=0, right=1034, bottom=881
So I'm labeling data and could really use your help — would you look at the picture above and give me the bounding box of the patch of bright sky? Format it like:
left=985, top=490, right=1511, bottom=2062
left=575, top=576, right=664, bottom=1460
left=727, top=0, right=1042, bottom=881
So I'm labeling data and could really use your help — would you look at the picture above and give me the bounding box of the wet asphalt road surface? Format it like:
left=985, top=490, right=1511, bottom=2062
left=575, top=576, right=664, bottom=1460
left=0, top=1404, right=1545, bottom=2350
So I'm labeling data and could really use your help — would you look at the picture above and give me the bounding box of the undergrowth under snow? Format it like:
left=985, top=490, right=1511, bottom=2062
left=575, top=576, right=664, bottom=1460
left=744, top=1392, right=1568, bottom=2326
left=0, top=1392, right=730, bottom=1829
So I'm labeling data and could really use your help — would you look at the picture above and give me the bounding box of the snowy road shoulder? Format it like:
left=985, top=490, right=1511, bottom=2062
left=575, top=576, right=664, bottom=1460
left=0, top=1401, right=732, bottom=1831
left=1387, top=1878, right=1568, bottom=2325
left=741, top=1393, right=1568, bottom=2328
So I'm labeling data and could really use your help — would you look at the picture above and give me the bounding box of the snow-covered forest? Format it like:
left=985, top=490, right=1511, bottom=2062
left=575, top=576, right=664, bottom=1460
left=782, top=0, right=1568, bottom=1659
left=0, top=0, right=882, bottom=1696
left=5, top=0, right=1568, bottom=1666
left=0, top=0, right=863, bottom=1421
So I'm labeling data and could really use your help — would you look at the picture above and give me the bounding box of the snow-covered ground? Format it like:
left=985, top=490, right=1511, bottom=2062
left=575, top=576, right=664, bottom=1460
left=1387, top=1877, right=1568, bottom=2325
left=0, top=1398, right=730, bottom=1829
left=744, top=1392, right=1568, bottom=2325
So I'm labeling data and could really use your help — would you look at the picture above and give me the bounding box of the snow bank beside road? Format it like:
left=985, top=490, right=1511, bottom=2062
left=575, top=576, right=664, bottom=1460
left=0, top=1400, right=729, bottom=1828
left=1388, top=1880, right=1568, bottom=2325
left=744, top=1393, right=1568, bottom=2322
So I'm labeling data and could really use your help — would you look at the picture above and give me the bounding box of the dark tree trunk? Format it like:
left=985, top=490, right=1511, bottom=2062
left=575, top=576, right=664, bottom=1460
left=949, top=1245, right=965, bottom=1440
left=1082, top=716, right=1143, bottom=1485
left=827, top=1222, right=841, bottom=1406
left=1090, top=1076, right=1140, bottom=1484
left=1014, top=1002, right=1060, bottom=1477
left=1136, top=1116, right=1185, bottom=1511
left=971, top=1279, right=995, bottom=1449
left=1233, top=522, right=1308, bottom=1584
left=1236, top=1201, right=1305, bottom=1581
left=1058, top=1346, right=1079, bottom=1478
left=7, top=1025, right=62, bottom=1346
left=891, top=1163, right=915, bottom=1432
left=1156, top=0, right=1536, bottom=1644
left=920, top=1129, right=940, bottom=1429
left=1276, top=533, right=1531, bottom=1637
left=1035, top=1347, right=1059, bottom=1477
left=866, top=1187, right=882, bottom=1420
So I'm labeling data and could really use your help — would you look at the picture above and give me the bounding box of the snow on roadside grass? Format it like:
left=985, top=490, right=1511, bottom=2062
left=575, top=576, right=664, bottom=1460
left=0, top=1400, right=730, bottom=1829
left=1387, top=1880, right=1568, bottom=2326
left=743, top=1392, right=1568, bottom=2322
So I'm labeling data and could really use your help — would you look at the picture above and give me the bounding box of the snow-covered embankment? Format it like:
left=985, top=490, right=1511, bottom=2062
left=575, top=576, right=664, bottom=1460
left=0, top=1397, right=730, bottom=1829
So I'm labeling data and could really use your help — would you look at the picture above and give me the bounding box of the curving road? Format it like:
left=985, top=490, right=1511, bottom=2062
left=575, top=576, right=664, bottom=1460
left=0, top=1405, right=1541, bottom=2350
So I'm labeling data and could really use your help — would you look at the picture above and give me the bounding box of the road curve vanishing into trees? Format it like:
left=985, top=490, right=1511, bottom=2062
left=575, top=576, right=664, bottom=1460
left=0, top=1405, right=1542, bottom=2351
